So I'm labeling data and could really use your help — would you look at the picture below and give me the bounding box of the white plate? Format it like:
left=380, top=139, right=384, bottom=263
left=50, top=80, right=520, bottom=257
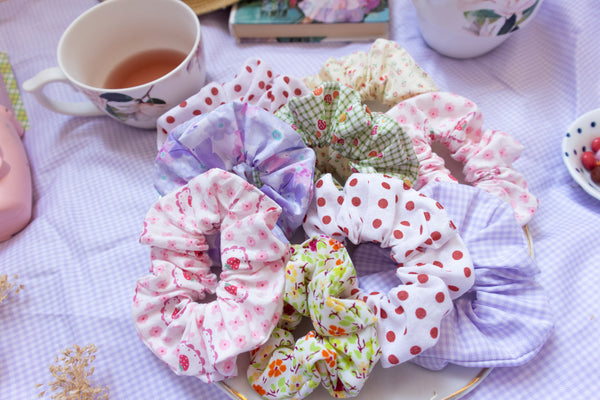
left=216, top=354, right=490, bottom=400
left=562, top=107, right=600, bottom=201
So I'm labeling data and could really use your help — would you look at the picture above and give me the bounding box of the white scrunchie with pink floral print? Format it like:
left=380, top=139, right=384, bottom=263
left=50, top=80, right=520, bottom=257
left=303, top=173, right=475, bottom=368
left=132, top=168, right=289, bottom=383
left=386, top=91, right=538, bottom=225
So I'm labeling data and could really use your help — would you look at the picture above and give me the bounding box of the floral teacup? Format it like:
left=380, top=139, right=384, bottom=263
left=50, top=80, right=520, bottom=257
left=411, top=0, right=543, bottom=58
left=23, top=0, right=205, bottom=129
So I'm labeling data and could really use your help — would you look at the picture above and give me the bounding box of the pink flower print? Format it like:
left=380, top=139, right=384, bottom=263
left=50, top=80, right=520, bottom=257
left=219, top=359, right=236, bottom=376
left=227, top=315, right=245, bottom=331
left=156, top=279, right=169, bottom=290
left=256, top=250, right=268, bottom=260
left=149, top=326, right=163, bottom=337
left=256, top=280, right=269, bottom=291
left=428, top=108, right=440, bottom=118
left=396, top=114, right=407, bottom=124
left=241, top=201, right=254, bottom=212
left=482, top=149, right=495, bottom=161
left=271, top=243, right=284, bottom=254
left=260, top=319, right=270, bottom=333
left=445, top=103, right=455, bottom=113
left=234, top=335, right=247, bottom=348
left=247, top=236, right=256, bottom=247
left=156, top=347, right=168, bottom=357
left=216, top=318, right=226, bottom=332
left=223, top=229, right=235, bottom=241
left=226, top=187, right=237, bottom=198
left=432, top=93, right=441, bottom=101
left=219, top=338, right=231, bottom=351
left=137, top=314, right=149, bottom=324
left=257, top=229, right=269, bottom=240
left=254, top=305, right=265, bottom=315
left=251, top=330, right=261, bottom=341
left=519, top=192, right=530, bottom=202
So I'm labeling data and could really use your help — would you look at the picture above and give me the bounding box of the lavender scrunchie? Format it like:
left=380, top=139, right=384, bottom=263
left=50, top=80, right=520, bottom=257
left=154, top=101, right=316, bottom=241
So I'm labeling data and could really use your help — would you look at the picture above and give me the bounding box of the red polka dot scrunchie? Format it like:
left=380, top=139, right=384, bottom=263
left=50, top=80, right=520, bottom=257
left=132, top=169, right=289, bottom=383
left=156, top=57, right=310, bottom=149
left=386, top=91, right=538, bottom=225
left=303, top=173, right=475, bottom=368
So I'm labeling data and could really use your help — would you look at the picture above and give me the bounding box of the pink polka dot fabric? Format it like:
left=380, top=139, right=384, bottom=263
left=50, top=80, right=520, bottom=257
left=386, top=91, right=539, bottom=225
left=303, top=173, right=475, bottom=368
left=132, top=169, right=289, bottom=383
left=156, top=57, right=310, bottom=149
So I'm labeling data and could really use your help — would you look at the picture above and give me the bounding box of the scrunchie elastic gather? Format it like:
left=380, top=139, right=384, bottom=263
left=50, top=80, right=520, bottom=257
left=303, top=39, right=438, bottom=108
left=132, top=169, right=289, bottom=383
left=276, top=81, right=419, bottom=187
left=409, top=181, right=553, bottom=369
left=156, top=57, right=310, bottom=149
left=155, top=102, right=316, bottom=241
left=248, top=236, right=380, bottom=399
left=303, top=173, right=475, bottom=368
left=386, top=91, right=538, bottom=225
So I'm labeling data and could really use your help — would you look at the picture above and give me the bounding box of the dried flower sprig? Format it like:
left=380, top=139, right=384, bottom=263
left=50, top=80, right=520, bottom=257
left=0, top=273, right=23, bottom=304
left=37, top=344, right=109, bottom=400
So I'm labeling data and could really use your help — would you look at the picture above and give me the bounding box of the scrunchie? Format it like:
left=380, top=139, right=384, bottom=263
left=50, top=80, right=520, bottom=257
left=248, top=236, right=380, bottom=399
left=303, top=173, right=475, bottom=368
left=132, top=169, right=289, bottom=383
left=385, top=91, right=538, bottom=225
left=155, top=101, right=316, bottom=241
left=156, top=57, right=310, bottom=149
left=303, top=39, right=438, bottom=108
left=276, top=81, right=419, bottom=187
left=407, top=181, right=552, bottom=369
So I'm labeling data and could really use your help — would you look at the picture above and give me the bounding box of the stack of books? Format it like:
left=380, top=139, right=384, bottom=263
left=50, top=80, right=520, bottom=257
left=228, top=0, right=389, bottom=43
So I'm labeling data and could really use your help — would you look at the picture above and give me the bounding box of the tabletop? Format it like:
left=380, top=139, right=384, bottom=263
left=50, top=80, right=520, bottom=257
left=1, top=0, right=599, bottom=399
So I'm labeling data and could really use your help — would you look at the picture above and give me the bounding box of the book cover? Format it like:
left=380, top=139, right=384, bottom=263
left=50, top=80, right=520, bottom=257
left=228, top=0, right=389, bottom=43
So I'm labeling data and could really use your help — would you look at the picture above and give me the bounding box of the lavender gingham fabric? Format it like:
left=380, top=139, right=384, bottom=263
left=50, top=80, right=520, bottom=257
left=1, top=1, right=599, bottom=399
left=353, top=181, right=553, bottom=369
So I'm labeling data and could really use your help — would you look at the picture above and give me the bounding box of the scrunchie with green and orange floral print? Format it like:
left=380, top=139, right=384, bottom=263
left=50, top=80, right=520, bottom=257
left=247, top=236, right=381, bottom=399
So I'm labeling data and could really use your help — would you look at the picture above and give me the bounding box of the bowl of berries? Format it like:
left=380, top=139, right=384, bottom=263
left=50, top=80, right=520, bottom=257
left=562, top=108, right=600, bottom=201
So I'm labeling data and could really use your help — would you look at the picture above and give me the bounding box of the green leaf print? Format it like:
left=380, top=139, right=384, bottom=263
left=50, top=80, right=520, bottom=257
left=278, top=376, right=286, bottom=388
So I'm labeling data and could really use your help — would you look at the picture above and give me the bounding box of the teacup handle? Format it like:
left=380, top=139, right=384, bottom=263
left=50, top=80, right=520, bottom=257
left=22, top=67, right=104, bottom=116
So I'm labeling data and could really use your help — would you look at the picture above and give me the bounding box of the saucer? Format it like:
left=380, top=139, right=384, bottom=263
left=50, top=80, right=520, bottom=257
left=562, top=108, right=600, bottom=201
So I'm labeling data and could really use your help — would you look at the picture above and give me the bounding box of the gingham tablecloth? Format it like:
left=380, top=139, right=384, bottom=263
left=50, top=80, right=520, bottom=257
left=1, top=0, right=598, bottom=399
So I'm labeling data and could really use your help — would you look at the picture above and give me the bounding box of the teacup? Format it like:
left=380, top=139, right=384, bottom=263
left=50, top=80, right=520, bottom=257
left=23, top=0, right=206, bottom=129
left=411, top=0, right=544, bottom=58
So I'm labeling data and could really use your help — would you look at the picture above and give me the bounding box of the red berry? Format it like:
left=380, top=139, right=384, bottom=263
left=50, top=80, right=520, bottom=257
left=582, top=151, right=596, bottom=170
left=179, top=354, right=189, bottom=371
left=592, top=137, right=600, bottom=153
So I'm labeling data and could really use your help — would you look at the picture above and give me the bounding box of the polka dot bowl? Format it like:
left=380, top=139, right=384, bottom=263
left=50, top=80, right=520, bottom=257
left=562, top=108, right=600, bottom=201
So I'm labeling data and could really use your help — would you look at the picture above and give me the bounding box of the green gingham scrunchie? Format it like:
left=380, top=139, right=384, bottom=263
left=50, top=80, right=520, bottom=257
left=247, top=236, right=381, bottom=400
left=276, top=82, right=419, bottom=188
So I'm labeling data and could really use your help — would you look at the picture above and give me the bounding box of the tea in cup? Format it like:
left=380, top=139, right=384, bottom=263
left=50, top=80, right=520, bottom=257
left=23, top=0, right=206, bottom=129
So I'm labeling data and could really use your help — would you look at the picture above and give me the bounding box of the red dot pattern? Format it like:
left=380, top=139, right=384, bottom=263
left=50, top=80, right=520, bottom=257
left=156, top=58, right=310, bottom=147
left=303, top=173, right=475, bottom=368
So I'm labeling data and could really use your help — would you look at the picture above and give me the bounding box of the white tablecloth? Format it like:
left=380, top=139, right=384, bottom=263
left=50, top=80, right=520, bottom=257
left=1, top=0, right=599, bottom=399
